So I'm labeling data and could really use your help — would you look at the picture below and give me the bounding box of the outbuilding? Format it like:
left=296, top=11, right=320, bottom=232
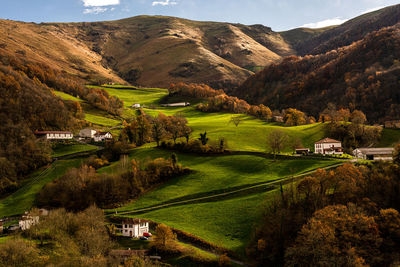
left=353, top=147, right=394, bottom=161
left=79, top=128, right=97, bottom=139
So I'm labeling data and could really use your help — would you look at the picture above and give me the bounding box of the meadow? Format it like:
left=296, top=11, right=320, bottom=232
left=103, top=148, right=342, bottom=254
left=0, top=159, right=82, bottom=218
left=52, top=143, right=98, bottom=157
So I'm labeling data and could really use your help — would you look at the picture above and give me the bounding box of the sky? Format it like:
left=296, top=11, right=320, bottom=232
left=0, top=0, right=399, bottom=31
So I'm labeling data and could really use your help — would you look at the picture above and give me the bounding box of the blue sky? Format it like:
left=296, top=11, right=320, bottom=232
left=0, top=0, right=398, bottom=31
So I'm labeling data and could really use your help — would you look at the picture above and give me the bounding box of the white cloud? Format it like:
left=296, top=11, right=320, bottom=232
left=83, top=7, right=108, bottom=14
left=301, top=17, right=348, bottom=28
left=81, top=0, right=120, bottom=7
left=152, top=0, right=177, bottom=6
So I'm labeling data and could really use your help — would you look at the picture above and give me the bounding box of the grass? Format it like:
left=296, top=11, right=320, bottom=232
left=0, top=236, right=11, bottom=244
left=124, top=190, right=274, bottom=255
left=52, top=144, right=98, bottom=157
left=91, top=85, right=169, bottom=107
left=53, top=90, right=83, bottom=102
left=104, top=149, right=339, bottom=211
left=377, top=128, right=400, bottom=147
left=144, top=108, right=327, bottom=152
left=0, top=159, right=83, bottom=218
left=84, top=112, right=121, bottom=127
left=104, top=148, right=341, bottom=254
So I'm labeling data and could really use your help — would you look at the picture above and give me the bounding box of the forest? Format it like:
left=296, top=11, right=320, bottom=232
left=236, top=24, right=400, bottom=123
left=0, top=47, right=125, bottom=196
left=251, top=154, right=400, bottom=266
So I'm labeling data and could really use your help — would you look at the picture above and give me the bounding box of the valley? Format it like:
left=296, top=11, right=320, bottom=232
left=1, top=3, right=400, bottom=266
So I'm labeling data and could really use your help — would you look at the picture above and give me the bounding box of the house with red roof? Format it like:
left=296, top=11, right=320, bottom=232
left=314, top=138, right=343, bottom=155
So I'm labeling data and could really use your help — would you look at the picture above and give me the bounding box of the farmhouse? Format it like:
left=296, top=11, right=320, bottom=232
left=122, top=219, right=149, bottom=238
left=273, top=116, right=284, bottom=123
left=34, top=131, right=73, bottom=140
left=93, top=131, right=113, bottom=142
left=160, top=102, right=190, bottom=107
left=131, top=103, right=141, bottom=108
left=384, top=120, right=400, bottom=128
left=314, top=138, right=343, bottom=155
left=19, top=214, right=39, bottom=231
left=79, top=128, right=97, bottom=139
left=353, top=147, right=394, bottom=161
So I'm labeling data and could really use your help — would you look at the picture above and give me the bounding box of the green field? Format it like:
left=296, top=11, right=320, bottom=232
left=378, top=128, right=400, bottom=147
left=0, top=159, right=82, bottom=218
left=100, top=86, right=168, bottom=107
left=53, top=90, right=83, bottom=102
left=104, top=148, right=342, bottom=253
left=52, top=144, right=98, bottom=157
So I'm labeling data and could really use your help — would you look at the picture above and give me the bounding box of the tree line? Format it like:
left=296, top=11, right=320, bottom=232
left=169, top=82, right=316, bottom=125
left=37, top=154, right=189, bottom=210
left=251, top=158, right=400, bottom=266
left=119, top=112, right=192, bottom=147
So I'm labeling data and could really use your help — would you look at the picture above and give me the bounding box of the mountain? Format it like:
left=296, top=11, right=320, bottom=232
left=289, top=4, right=400, bottom=55
left=235, top=24, right=400, bottom=123
left=49, top=16, right=296, bottom=88
left=0, top=16, right=297, bottom=89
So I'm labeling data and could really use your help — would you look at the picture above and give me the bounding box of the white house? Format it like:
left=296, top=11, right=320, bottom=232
left=79, top=128, right=97, bottom=139
left=122, top=219, right=149, bottom=238
left=314, top=138, right=343, bottom=155
left=93, top=132, right=113, bottom=142
left=353, top=148, right=394, bottom=161
left=160, top=102, right=190, bottom=107
left=19, top=214, right=39, bottom=231
left=132, top=103, right=141, bottom=108
left=34, top=131, right=73, bottom=140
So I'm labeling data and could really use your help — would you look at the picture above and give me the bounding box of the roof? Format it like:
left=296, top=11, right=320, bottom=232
left=122, top=218, right=149, bottom=224
left=34, top=131, right=72, bottom=135
left=354, top=148, right=394, bottom=155
left=315, top=138, right=341, bottom=144
left=94, top=131, right=112, bottom=136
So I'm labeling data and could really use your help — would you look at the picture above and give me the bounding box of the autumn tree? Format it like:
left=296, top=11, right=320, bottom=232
left=284, top=108, right=306, bottom=126
left=151, top=113, right=169, bottom=147
left=229, top=115, right=242, bottom=127
left=154, top=224, right=176, bottom=249
left=285, top=204, right=381, bottom=267
left=267, top=130, right=288, bottom=155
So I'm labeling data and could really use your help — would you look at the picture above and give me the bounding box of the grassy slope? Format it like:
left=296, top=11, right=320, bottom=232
left=52, top=144, right=98, bottom=157
left=103, top=148, right=340, bottom=253
left=53, top=91, right=83, bottom=102
left=377, top=128, right=400, bottom=147
left=106, top=148, right=339, bottom=210
left=0, top=159, right=82, bottom=218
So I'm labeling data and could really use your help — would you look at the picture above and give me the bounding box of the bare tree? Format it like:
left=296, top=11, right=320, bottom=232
left=229, top=116, right=242, bottom=127
left=267, top=130, right=289, bottom=155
